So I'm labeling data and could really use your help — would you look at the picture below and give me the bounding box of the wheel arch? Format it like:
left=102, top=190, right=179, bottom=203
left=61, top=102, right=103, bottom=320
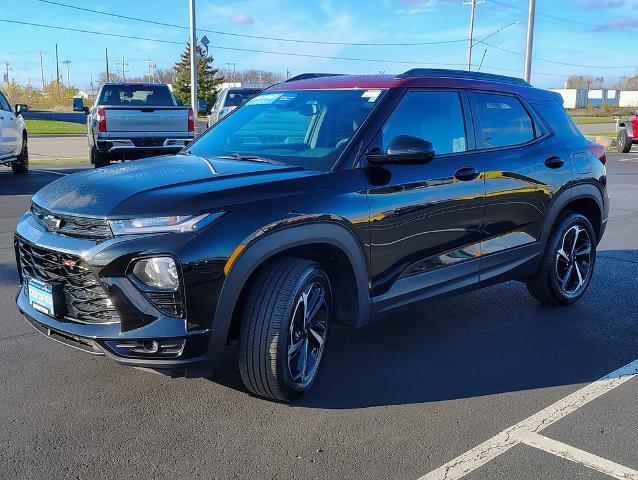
left=208, top=221, right=371, bottom=369
left=618, top=122, right=634, bottom=138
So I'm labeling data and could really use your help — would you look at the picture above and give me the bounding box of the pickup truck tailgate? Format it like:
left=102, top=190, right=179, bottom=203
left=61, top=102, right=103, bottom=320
left=104, top=107, right=187, bottom=132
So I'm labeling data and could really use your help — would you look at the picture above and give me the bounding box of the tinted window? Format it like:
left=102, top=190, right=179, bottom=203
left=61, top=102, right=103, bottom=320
left=0, top=92, right=10, bottom=111
left=224, top=89, right=262, bottom=107
left=474, top=93, right=534, bottom=148
left=531, top=100, right=583, bottom=142
left=98, top=85, right=175, bottom=106
left=382, top=91, right=467, bottom=155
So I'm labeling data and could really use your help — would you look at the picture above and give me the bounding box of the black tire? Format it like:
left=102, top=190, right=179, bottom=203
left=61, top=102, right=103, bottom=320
left=11, top=135, right=29, bottom=174
left=617, top=129, right=632, bottom=153
left=91, top=147, right=110, bottom=168
left=238, top=257, right=332, bottom=402
left=526, top=213, right=596, bottom=305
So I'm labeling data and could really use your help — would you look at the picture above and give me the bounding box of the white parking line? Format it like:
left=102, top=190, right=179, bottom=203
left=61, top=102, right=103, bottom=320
left=515, top=431, right=638, bottom=480
left=418, top=358, right=638, bottom=480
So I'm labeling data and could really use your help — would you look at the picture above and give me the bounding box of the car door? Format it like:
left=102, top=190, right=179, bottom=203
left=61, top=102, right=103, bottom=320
left=0, top=92, right=19, bottom=156
left=364, top=89, right=485, bottom=311
left=469, top=91, right=573, bottom=281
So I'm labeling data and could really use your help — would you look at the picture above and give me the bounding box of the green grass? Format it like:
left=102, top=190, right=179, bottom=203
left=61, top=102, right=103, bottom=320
left=570, top=116, right=620, bottom=125
left=30, top=157, right=88, bottom=166
left=25, top=119, right=86, bottom=135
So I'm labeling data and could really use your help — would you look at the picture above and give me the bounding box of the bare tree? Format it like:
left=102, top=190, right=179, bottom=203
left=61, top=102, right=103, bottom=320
left=219, top=68, right=284, bottom=85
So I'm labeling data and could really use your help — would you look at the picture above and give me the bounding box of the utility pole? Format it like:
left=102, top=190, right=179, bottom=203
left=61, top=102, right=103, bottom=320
left=145, top=59, right=156, bottom=82
left=62, top=59, right=71, bottom=87
left=39, top=52, right=45, bottom=91
left=116, top=56, right=128, bottom=81
left=464, top=0, right=483, bottom=71
left=105, top=47, right=110, bottom=82
left=226, top=63, right=237, bottom=84
left=189, top=0, right=198, bottom=115
left=523, top=0, right=536, bottom=83
left=3, top=61, right=10, bottom=84
left=55, top=44, right=60, bottom=91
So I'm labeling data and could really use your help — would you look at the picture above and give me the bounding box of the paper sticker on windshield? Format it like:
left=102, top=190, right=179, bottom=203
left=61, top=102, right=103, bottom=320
left=274, top=93, right=298, bottom=103
left=361, top=90, right=382, bottom=102
left=247, top=93, right=283, bottom=105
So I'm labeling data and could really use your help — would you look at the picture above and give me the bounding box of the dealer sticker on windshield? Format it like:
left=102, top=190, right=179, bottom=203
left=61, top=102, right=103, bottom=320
left=246, top=93, right=283, bottom=105
left=361, top=89, right=382, bottom=102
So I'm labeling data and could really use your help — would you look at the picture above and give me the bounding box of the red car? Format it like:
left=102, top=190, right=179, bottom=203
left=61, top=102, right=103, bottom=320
left=617, top=112, right=638, bottom=153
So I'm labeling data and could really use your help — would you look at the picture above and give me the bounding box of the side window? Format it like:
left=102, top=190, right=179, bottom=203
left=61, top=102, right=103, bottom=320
left=531, top=100, right=583, bottom=142
left=0, top=93, right=10, bottom=112
left=473, top=93, right=535, bottom=149
left=382, top=91, right=467, bottom=155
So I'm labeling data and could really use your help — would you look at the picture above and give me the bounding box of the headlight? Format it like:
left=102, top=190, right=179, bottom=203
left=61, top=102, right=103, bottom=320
left=109, top=212, right=223, bottom=235
left=132, top=257, right=179, bottom=290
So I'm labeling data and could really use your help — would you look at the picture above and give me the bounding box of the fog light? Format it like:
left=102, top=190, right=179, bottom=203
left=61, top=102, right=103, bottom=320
left=132, top=257, right=179, bottom=290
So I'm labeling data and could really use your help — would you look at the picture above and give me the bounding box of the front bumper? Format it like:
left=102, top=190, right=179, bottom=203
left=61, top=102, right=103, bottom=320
left=14, top=210, right=225, bottom=371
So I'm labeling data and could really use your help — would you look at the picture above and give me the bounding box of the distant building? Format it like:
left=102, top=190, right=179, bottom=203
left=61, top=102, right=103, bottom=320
left=551, top=88, right=622, bottom=109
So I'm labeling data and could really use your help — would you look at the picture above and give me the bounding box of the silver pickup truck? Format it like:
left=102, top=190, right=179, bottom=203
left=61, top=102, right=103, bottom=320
left=80, top=82, right=194, bottom=168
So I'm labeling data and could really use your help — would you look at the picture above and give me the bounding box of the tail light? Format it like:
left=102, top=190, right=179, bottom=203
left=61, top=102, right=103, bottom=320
left=587, top=142, right=606, bottom=165
left=96, top=107, right=107, bottom=132
left=187, top=108, right=195, bottom=132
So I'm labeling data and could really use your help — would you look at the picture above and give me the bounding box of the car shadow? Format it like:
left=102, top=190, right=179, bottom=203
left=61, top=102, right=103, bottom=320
left=213, top=249, right=638, bottom=408
left=0, top=168, right=87, bottom=196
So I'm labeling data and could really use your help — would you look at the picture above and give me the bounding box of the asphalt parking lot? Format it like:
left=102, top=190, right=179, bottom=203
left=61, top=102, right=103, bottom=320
left=1, top=154, right=637, bottom=480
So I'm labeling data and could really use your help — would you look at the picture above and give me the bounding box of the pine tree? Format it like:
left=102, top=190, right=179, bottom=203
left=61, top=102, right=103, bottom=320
left=173, top=43, right=223, bottom=111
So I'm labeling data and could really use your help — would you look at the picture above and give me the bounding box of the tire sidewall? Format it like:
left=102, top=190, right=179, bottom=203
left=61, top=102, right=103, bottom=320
left=547, top=213, right=597, bottom=304
left=276, top=265, right=332, bottom=399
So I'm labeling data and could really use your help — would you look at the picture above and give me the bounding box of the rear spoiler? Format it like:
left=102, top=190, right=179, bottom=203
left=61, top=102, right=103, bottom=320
left=285, top=73, right=346, bottom=82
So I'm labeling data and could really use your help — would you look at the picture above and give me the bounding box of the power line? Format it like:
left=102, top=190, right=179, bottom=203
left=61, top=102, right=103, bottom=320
left=34, top=0, right=468, bottom=47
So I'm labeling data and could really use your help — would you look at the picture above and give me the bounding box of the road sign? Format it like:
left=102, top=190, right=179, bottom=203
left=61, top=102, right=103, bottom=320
left=197, top=35, right=210, bottom=58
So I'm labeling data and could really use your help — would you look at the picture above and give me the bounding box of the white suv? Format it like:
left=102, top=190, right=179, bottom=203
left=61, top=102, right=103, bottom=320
left=0, top=90, right=28, bottom=174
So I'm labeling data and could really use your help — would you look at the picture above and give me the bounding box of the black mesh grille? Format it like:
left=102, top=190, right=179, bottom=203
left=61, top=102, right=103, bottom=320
left=144, top=290, right=184, bottom=318
left=31, top=204, right=112, bottom=240
left=16, top=238, right=120, bottom=324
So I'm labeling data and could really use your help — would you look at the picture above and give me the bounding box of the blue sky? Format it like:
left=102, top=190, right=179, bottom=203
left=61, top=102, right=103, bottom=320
left=1, top=0, right=637, bottom=89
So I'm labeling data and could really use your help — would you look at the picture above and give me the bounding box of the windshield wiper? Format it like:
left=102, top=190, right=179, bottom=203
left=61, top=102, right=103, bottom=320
left=219, top=153, right=286, bottom=165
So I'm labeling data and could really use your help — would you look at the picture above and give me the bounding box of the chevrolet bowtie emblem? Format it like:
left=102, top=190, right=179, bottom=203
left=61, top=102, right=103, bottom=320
left=43, top=214, right=63, bottom=230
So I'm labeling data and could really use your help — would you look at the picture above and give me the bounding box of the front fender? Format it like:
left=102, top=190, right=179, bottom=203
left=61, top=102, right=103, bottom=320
left=208, top=221, right=371, bottom=370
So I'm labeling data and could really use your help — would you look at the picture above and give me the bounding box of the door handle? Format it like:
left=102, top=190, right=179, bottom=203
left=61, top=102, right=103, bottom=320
left=544, top=156, right=564, bottom=169
left=454, top=167, right=480, bottom=181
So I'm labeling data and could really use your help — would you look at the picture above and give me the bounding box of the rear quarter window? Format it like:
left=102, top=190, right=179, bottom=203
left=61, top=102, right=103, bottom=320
left=530, top=100, right=584, bottom=142
left=473, top=92, right=535, bottom=149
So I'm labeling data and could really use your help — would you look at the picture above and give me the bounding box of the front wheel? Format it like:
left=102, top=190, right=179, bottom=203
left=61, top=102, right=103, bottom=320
left=617, top=129, right=632, bottom=153
left=238, top=257, right=331, bottom=402
left=11, top=136, right=28, bottom=174
left=526, top=213, right=596, bottom=305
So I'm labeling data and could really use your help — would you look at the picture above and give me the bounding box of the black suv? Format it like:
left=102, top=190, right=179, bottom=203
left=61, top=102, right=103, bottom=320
left=15, top=69, right=608, bottom=401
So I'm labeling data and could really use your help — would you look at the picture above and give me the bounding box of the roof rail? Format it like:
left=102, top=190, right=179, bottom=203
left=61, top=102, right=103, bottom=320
left=398, top=68, right=531, bottom=87
left=285, top=73, right=346, bottom=83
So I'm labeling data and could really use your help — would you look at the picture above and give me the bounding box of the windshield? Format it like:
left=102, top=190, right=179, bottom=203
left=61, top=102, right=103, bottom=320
left=188, top=88, right=384, bottom=171
left=99, top=85, right=175, bottom=106
left=224, top=89, right=262, bottom=107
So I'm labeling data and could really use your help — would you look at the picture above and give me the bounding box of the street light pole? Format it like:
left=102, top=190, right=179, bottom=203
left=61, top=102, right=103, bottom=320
left=189, top=0, right=198, bottom=115
left=464, top=0, right=483, bottom=71
left=524, top=0, right=536, bottom=83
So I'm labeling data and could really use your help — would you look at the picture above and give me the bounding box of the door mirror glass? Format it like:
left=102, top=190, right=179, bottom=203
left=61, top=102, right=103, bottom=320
left=367, top=135, right=435, bottom=165
left=14, top=104, right=29, bottom=115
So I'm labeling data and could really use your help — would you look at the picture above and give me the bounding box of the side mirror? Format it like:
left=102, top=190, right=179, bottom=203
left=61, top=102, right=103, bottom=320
left=366, top=135, right=435, bottom=165
left=72, top=98, right=84, bottom=112
left=83, top=106, right=90, bottom=115
left=14, top=104, right=28, bottom=115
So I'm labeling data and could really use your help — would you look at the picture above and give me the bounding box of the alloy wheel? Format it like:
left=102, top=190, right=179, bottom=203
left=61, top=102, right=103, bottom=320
left=555, top=224, right=592, bottom=296
left=287, top=281, right=328, bottom=389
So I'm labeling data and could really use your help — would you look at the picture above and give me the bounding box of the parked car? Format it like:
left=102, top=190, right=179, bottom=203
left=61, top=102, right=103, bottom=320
left=79, top=82, right=195, bottom=168
left=0, top=90, right=28, bottom=174
left=617, top=111, right=638, bottom=153
left=207, top=86, right=264, bottom=126
left=16, top=69, right=608, bottom=401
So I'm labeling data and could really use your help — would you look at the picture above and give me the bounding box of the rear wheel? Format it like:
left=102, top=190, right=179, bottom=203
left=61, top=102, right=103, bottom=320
left=617, top=129, right=632, bottom=153
left=526, top=213, right=596, bottom=305
left=11, top=135, right=28, bottom=174
left=91, top=147, right=110, bottom=168
left=238, top=257, right=331, bottom=402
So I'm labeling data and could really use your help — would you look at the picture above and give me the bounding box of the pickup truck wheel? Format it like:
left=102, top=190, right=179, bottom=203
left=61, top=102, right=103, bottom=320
left=526, top=213, right=596, bottom=305
left=11, top=136, right=29, bottom=174
left=617, top=129, right=632, bottom=153
left=91, top=147, right=110, bottom=168
left=238, top=257, right=331, bottom=402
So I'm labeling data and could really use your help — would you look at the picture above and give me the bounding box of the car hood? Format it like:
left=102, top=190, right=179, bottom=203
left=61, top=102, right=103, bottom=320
left=32, top=155, right=323, bottom=218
